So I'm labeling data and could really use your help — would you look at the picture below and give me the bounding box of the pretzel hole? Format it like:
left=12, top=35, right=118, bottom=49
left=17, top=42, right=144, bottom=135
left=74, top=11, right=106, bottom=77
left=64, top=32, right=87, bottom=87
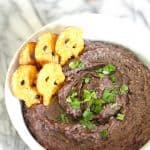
left=64, top=39, right=69, bottom=44
left=20, top=80, right=25, bottom=85
left=43, top=45, right=47, bottom=51
left=45, top=76, right=49, bottom=82
left=35, top=95, right=40, bottom=99
left=54, top=81, right=57, bottom=85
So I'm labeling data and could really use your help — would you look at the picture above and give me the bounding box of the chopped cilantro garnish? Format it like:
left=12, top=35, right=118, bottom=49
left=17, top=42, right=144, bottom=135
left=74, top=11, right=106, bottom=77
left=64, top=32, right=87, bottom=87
left=83, top=89, right=97, bottom=103
left=110, top=74, right=117, bottom=83
left=120, top=84, right=128, bottom=94
left=80, top=120, right=96, bottom=129
left=80, top=109, right=95, bottom=129
left=70, top=90, right=78, bottom=98
left=69, top=60, right=84, bottom=69
left=82, top=77, right=91, bottom=83
left=66, top=91, right=76, bottom=103
left=98, top=73, right=105, bottom=78
left=91, top=99, right=104, bottom=114
left=58, top=114, right=69, bottom=123
left=116, top=113, right=125, bottom=121
left=96, top=68, right=103, bottom=73
left=100, top=129, right=109, bottom=138
left=67, top=91, right=81, bottom=109
left=102, top=89, right=117, bottom=103
left=83, top=90, right=104, bottom=115
left=96, top=68, right=105, bottom=78
left=102, top=64, right=116, bottom=75
left=70, top=98, right=81, bottom=109
left=96, top=64, right=116, bottom=78
left=82, top=90, right=105, bottom=114
left=83, top=108, right=93, bottom=121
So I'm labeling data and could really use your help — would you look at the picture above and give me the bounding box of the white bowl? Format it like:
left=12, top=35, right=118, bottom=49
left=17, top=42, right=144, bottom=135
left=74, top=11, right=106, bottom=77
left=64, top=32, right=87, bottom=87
left=5, top=14, right=150, bottom=150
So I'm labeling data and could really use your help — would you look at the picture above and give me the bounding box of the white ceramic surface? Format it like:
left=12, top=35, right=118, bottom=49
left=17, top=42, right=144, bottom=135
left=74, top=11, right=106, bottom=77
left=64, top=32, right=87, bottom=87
left=5, top=14, right=150, bottom=150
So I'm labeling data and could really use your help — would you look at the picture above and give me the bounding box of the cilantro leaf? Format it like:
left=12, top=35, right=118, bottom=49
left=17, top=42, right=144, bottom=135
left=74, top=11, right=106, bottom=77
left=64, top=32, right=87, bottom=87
left=70, top=90, right=78, bottom=98
left=83, top=90, right=104, bottom=114
left=110, top=74, right=117, bottom=83
left=102, top=64, right=116, bottom=75
left=70, top=98, right=81, bottom=109
left=82, top=77, right=91, bottom=84
left=96, top=68, right=105, bottom=78
left=66, top=91, right=77, bottom=103
left=80, top=109, right=95, bottom=129
left=58, top=114, right=69, bottom=123
left=102, top=89, right=117, bottom=103
left=83, top=109, right=93, bottom=121
left=96, top=64, right=116, bottom=78
left=120, top=84, right=128, bottom=94
left=69, top=60, right=84, bottom=69
left=91, top=99, right=104, bottom=114
left=96, top=68, right=103, bottom=73
left=100, top=129, right=109, bottom=138
left=83, top=89, right=97, bottom=103
left=67, top=91, right=81, bottom=109
left=98, top=73, right=105, bottom=78
left=116, top=113, right=125, bottom=121
left=80, top=120, right=96, bottom=129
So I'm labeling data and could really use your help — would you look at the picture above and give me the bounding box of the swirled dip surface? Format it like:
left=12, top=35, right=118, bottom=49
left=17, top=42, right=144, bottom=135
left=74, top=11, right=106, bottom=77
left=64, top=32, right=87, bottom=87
left=23, top=41, right=150, bottom=150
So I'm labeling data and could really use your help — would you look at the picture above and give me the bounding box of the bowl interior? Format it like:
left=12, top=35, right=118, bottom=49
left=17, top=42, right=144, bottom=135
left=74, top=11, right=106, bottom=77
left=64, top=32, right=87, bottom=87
left=5, top=14, right=150, bottom=150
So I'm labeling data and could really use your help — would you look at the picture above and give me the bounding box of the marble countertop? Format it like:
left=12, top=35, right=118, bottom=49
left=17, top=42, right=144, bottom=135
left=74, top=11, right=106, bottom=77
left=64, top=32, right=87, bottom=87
left=0, top=0, right=150, bottom=149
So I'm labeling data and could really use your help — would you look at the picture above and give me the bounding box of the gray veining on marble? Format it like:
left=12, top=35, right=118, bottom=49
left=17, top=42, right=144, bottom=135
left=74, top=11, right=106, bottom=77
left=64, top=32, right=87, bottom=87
left=0, top=0, right=150, bottom=149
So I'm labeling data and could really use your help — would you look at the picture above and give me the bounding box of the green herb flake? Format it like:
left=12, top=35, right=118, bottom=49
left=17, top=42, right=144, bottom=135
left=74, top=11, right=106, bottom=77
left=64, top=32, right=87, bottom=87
left=83, top=109, right=93, bottom=121
left=102, top=89, right=117, bottom=103
left=83, top=89, right=104, bottom=114
left=100, top=129, right=109, bottom=138
left=116, top=113, right=125, bottom=121
left=69, top=60, right=84, bottom=69
left=70, top=98, right=81, bottom=109
left=82, top=77, right=91, bottom=84
left=98, top=73, right=105, bottom=78
left=96, top=68, right=103, bottom=73
left=80, top=108, right=95, bottom=129
left=120, top=84, right=129, bottom=94
left=66, top=91, right=77, bottom=103
left=96, top=64, right=116, bottom=77
left=83, top=90, right=97, bottom=103
left=70, top=91, right=78, bottom=98
left=102, top=64, right=116, bottom=75
left=58, top=114, right=69, bottom=123
left=91, top=99, right=104, bottom=114
left=110, top=74, right=117, bottom=83
left=80, top=120, right=96, bottom=129
left=96, top=68, right=104, bottom=78
left=66, top=91, right=81, bottom=109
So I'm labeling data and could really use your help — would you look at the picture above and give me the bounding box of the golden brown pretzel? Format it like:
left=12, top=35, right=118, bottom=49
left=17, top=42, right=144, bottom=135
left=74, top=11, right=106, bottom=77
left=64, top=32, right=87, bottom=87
left=37, top=63, right=65, bottom=105
left=19, top=42, right=36, bottom=65
left=35, top=32, right=59, bottom=65
left=11, top=65, right=41, bottom=107
left=55, top=26, right=84, bottom=65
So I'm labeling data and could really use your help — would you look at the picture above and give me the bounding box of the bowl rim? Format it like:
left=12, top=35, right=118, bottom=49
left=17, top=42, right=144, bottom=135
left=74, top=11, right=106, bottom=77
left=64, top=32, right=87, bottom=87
left=5, top=13, right=150, bottom=150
